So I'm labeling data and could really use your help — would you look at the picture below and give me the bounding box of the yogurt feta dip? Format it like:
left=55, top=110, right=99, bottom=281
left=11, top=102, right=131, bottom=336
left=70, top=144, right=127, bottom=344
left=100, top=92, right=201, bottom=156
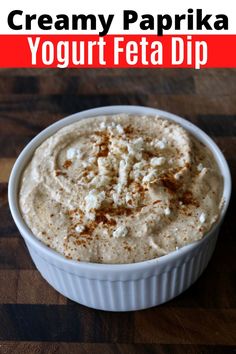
left=19, top=114, right=223, bottom=264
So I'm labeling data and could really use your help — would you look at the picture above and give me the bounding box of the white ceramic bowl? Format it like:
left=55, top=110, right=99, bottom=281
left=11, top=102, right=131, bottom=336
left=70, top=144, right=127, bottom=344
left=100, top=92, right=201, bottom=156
left=8, top=106, right=231, bottom=311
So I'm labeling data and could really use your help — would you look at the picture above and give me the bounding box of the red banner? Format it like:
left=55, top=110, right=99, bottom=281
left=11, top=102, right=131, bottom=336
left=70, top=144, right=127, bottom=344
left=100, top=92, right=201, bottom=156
left=0, top=34, right=235, bottom=68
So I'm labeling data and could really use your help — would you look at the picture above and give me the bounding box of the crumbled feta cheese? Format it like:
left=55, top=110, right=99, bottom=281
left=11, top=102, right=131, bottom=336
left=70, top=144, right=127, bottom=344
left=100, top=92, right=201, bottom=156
left=109, top=137, right=128, bottom=157
left=150, top=157, right=166, bottom=166
left=113, top=225, right=128, bottom=238
left=178, top=158, right=186, bottom=167
left=77, top=149, right=82, bottom=158
left=154, top=138, right=167, bottom=149
left=66, top=148, right=76, bottom=160
left=112, top=192, right=121, bottom=205
left=86, top=212, right=96, bottom=221
left=197, top=163, right=204, bottom=172
left=132, top=161, right=146, bottom=180
left=199, top=212, right=206, bottom=224
left=74, top=213, right=82, bottom=220
left=174, top=171, right=181, bottom=180
left=127, top=144, right=135, bottom=156
left=127, top=137, right=144, bottom=156
left=164, top=207, right=171, bottom=216
left=87, top=171, right=95, bottom=179
left=133, top=161, right=145, bottom=170
left=148, top=237, right=159, bottom=250
left=97, top=157, right=111, bottom=175
left=119, top=159, right=127, bottom=173
left=142, top=170, right=157, bottom=183
left=133, top=137, right=144, bottom=149
left=133, top=169, right=144, bottom=180
left=91, top=144, right=99, bottom=155
left=116, top=184, right=122, bottom=195
left=116, top=124, right=124, bottom=134
left=66, top=147, right=82, bottom=160
left=88, top=157, right=96, bottom=164
left=125, top=193, right=133, bottom=206
left=200, top=167, right=208, bottom=175
left=82, top=161, right=89, bottom=168
left=100, top=121, right=106, bottom=130
left=107, top=122, right=116, bottom=133
left=85, top=190, right=105, bottom=212
left=90, top=175, right=110, bottom=188
left=136, top=152, right=143, bottom=160
left=75, top=225, right=85, bottom=234
left=117, top=158, right=131, bottom=190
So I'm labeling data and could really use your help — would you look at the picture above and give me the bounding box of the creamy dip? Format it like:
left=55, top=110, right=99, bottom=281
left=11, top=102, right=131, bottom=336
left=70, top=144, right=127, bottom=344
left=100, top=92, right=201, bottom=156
left=19, top=114, right=223, bottom=263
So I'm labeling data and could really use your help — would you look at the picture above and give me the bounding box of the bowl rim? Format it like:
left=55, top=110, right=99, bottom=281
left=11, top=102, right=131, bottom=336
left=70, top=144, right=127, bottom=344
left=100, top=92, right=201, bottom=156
left=8, top=105, right=232, bottom=272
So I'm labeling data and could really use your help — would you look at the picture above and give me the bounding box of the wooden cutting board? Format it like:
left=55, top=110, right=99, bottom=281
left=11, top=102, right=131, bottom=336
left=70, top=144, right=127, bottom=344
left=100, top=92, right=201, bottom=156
left=0, top=68, right=235, bottom=354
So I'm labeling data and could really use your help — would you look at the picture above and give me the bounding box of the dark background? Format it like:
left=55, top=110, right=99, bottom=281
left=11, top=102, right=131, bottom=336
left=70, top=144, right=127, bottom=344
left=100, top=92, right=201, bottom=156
left=0, top=68, right=235, bottom=354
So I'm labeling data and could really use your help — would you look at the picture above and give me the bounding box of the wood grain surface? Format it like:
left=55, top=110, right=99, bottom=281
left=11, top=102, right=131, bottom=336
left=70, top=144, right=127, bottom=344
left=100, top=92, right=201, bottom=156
left=0, top=68, right=235, bottom=354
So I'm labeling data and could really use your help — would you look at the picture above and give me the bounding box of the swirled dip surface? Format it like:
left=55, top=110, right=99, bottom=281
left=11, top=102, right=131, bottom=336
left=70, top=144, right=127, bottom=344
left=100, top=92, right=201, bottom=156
left=19, top=115, right=223, bottom=263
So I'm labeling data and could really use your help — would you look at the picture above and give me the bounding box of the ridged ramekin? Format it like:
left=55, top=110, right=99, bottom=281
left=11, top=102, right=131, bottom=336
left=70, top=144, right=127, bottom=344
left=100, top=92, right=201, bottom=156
left=8, top=106, right=231, bottom=311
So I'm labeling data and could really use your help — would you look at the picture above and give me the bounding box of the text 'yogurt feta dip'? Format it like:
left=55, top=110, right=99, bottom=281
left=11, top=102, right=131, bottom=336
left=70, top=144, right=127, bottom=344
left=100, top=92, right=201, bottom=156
left=19, top=114, right=223, bottom=264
